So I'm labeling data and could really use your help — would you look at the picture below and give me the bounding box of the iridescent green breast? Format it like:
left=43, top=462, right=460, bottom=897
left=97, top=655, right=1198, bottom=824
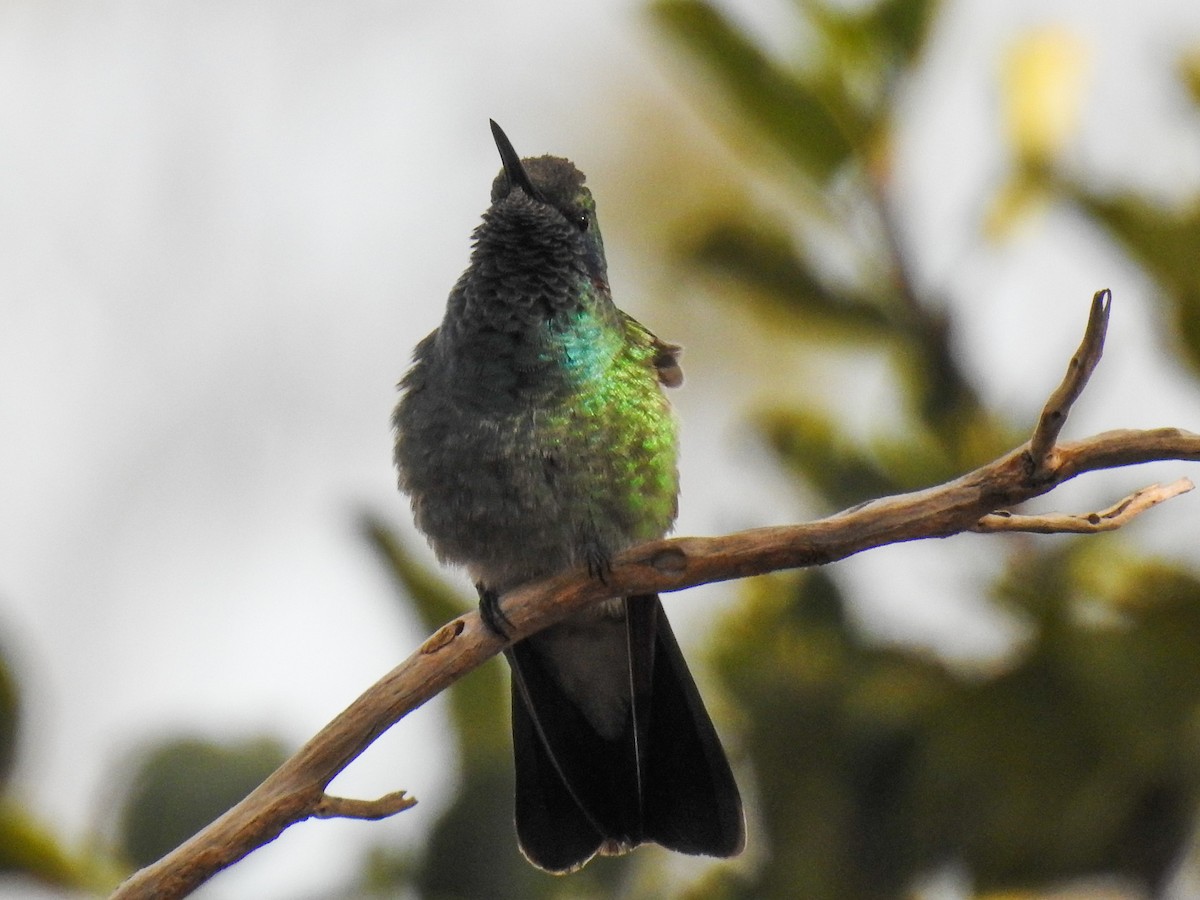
left=540, top=309, right=679, bottom=545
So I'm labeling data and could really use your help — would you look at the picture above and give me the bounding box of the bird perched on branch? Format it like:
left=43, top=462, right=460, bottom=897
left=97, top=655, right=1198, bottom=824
left=393, top=120, right=744, bottom=872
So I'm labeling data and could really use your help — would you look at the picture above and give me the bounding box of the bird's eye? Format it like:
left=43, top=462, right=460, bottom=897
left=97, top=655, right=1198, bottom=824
left=574, top=212, right=590, bottom=232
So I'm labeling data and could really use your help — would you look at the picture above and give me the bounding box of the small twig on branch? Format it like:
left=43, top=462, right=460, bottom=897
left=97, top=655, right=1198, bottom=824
left=972, top=478, right=1195, bottom=534
left=1029, top=288, right=1111, bottom=473
left=313, top=791, right=416, bottom=821
left=110, top=293, right=1200, bottom=900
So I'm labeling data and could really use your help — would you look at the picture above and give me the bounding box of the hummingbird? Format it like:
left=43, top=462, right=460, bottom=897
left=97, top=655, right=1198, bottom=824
left=393, top=120, right=744, bottom=873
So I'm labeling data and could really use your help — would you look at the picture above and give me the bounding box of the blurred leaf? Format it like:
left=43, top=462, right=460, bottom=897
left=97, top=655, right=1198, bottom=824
left=1001, top=28, right=1090, bottom=168
left=675, top=866, right=750, bottom=900
left=805, top=0, right=942, bottom=105
left=887, top=325, right=1020, bottom=474
left=917, top=654, right=1195, bottom=892
left=0, top=644, right=18, bottom=791
left=985, top=167, right=1052, bottom=239
left=911, top=549, right=1200, bottom=894
left=360, top=515, right=508, bottom=767
left=759, top=408, right=905, bottom=508
left=687, top=218, right=893, bottom=337
left=1065, top=188, right=1200, bottom=373
left=867, top=0, right=941, bottom=66
left=711, top=548, right=1200, bottom=897
left=651, top=0, right=858, bottom=183
left=361, top=513, right=471, bottom=629
left=367, top=763, right=596, bottom=900
left=652, top=0, right=1000, bottom=485
left=760, top=391, right=1012, bottom=513
left=0, top=800, right=120, bottom=891
left=116, top=735, right=288, bottom=868
left=1179, top=46, right=1200, bottom=108
left=712, top=571, right=954, bottom=899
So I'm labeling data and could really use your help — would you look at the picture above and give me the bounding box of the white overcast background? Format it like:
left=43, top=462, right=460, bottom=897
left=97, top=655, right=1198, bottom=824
left=3, top=1, right=1200, bottom=898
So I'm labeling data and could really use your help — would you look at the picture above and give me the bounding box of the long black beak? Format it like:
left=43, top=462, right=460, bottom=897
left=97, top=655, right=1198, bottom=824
left=490, top=119, right=544, bottom=202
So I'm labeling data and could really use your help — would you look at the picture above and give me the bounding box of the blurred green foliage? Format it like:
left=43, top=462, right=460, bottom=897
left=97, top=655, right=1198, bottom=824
left=0, top=637, right=123, bottom=893
left=1067, top=188, right=1200, bottom=372
left=653, top=0, right=1017, bottom=500
left=116, top=735, right=288, bottom=868
left=0, top=645, right=17, bottom=791
left=700, top=551, right=1200, bottom=899
left=0, top=631, right=287, bottom=892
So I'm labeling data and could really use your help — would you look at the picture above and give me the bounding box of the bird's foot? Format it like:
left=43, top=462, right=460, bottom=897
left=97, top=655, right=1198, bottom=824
left=584, top=544, right=612, bottom=585
left=476, top=584, right=512, bottom=638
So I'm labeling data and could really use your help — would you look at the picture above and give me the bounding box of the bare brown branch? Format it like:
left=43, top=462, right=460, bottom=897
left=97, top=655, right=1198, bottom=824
left=110, top=295, right=1200, bottom=900
left=971, top=478, right=1195, bottom=534
left=313, top=791, right=416, bottom=821
left=1029, top=288, right=1111, bottom=472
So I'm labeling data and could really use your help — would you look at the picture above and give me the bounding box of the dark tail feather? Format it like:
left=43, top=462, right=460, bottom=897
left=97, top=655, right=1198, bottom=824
left=506, top=595, right=744, bottom=871
left=640, top=600, right=745, bottom=857
left=509, top=669, right=612, bottom=872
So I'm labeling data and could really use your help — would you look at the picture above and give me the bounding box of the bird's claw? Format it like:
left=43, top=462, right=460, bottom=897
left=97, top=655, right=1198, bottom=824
left=585, top=545, right=612, bottom=585
left=477, top=584, right=512, bottom=638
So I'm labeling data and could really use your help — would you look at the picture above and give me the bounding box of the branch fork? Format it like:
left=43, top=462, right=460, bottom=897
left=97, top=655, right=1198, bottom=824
left=1027, top=289, right=1112, bottom=476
